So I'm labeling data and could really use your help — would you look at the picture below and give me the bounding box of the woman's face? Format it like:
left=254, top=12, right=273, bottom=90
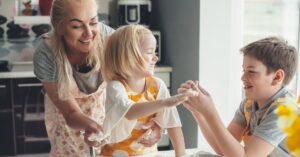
left=62, top=0, right=99, bottom=55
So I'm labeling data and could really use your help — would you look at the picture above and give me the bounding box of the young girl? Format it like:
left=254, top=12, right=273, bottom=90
left=99, top=24, right=191, bottom=157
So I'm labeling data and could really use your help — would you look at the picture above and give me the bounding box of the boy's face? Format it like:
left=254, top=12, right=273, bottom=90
left=241, top=55, right=278, bottom=103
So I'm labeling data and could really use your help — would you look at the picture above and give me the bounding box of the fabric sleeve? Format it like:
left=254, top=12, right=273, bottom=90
left=102, top=81, right=136, bottom=143
left=98, top=22, right=115, bottom=38
left=152, top=77, right=182, bottom=128
left=252, top=104, right=286, bottom=147
left=232, top=99, right=247, bottom=128
left=33, top=37, right=57, bottom=82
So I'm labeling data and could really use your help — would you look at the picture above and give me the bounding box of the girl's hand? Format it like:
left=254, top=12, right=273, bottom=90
left=162, top=92, right=195, bottom=107
left=138, top=120, right=163, bottom=147
left=84, top=122, right=105, bottom=147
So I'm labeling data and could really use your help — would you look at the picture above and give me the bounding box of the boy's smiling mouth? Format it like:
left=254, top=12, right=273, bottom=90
left=243, top=84, right=253, bottom=89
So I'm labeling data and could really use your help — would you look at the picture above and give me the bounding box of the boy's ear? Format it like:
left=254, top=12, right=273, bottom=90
left=272, top=69, right=285, bottom=85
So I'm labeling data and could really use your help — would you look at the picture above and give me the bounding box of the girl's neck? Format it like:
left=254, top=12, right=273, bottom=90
left=126, top=77, right=146, bottom=94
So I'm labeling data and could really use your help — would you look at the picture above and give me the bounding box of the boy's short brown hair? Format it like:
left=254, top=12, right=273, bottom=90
left=241, top=36, right=298, bottom=85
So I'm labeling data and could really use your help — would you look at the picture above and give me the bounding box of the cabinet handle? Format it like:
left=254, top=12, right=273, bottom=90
left=0, top=85, right=6, bottom=88
left=17, top=83, right=42, bottom=87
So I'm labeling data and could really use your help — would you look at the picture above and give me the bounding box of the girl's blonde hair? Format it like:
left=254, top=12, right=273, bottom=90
left=103, top=24, right=152, bottom=81
left=50, top=0, right=102, bottom=99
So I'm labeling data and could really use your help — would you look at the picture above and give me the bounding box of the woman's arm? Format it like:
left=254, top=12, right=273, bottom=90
left=44, top=82, right=103, bottom=147
left=167, top=127, right=186, bottom=157
left=43, top=82, right=97, bottom=129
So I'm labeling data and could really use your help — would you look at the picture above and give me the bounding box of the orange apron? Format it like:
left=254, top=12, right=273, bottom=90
left=44, top=78, right=106, bottom=157
left=101, top=77, right=158, bottom=156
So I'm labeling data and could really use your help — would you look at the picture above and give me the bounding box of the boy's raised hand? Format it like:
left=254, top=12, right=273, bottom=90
left=178, top=80, right=215, bottom=115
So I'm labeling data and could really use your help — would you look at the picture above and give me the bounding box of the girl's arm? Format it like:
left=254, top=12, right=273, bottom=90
left=125, top=93, right=192, bottom=120
left=167, top=127, right=186, bottom=157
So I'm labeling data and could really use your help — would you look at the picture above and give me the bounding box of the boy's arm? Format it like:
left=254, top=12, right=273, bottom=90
left=167, top=127, right=186, bottom=157
left=189, top=108, right=222, bottom=154
left=180, top=81, right=276, bottom=157
left=201, top=106, right=275, bottom=157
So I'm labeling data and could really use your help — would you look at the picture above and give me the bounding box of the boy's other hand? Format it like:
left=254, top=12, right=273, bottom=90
left=178, top=80, right=215, bottom=115
left=188, top=81, right=215, bottom=115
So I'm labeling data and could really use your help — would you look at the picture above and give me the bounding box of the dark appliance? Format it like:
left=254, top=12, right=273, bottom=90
left=152, top=31, right=161, bottom=63
left=118, top=0, right=152, bottom=26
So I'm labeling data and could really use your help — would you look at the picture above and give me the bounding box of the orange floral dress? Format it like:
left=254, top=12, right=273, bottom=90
left=100, top=77, right=182, bottom=157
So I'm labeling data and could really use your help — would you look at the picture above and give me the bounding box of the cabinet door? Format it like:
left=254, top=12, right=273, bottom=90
left=0, top=112, right=16, bottom=156
left=0, top=79, right=12, bottom=110
left=12, top=78, right=49, bottom=154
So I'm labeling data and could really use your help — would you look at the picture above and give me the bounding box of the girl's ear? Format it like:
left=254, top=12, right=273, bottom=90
left=272, top=69, right=285, bottom=85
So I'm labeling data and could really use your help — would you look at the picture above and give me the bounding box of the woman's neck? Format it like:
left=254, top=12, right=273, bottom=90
left=67, top=52, right=88, bottom=65
left=126, top=77, right=146, bottom=94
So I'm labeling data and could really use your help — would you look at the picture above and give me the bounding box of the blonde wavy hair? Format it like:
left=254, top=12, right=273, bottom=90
left=50, top=0, right=102, bottom=99
left=103, top=24, right=152, bottom=81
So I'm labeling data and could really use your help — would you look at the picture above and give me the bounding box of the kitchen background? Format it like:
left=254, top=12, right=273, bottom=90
left=1, top=0, right=300, bottom=156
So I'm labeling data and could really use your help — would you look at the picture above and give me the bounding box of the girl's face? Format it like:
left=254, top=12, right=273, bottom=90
left=62, top=0, right=98, bottom=55
left=139, top=33, right=158, bottom=76
left=241, top=55, right=277, bottom=104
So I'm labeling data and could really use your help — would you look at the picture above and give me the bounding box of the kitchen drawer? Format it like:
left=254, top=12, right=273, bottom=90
left=154, top=72, right=171, bottom=88
left=0, top=79, right=12, bottom=110
left=12, top=78, right=43, bottom=108
left=0, top=112, right=16, bottom=156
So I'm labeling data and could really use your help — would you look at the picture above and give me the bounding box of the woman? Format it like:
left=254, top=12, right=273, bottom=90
left=33, top=0, right=161, bottom=156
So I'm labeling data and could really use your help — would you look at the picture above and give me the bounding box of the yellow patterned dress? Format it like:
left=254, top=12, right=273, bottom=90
left=101, top=77, right=182, bottom=157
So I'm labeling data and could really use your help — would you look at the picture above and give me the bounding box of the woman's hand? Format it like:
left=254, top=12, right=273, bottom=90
left=138, top=120, right=163, bottom=147
left=84, top=121, right=106, bottom=147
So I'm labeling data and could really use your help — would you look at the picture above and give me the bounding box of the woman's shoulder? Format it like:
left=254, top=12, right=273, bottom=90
left=35, top=33, right=53, bottom=53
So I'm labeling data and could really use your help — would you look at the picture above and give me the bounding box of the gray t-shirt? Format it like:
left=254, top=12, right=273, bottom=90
left=233, top=87, right=292, bottom=157
left=33, top=22, right=114, bottom=94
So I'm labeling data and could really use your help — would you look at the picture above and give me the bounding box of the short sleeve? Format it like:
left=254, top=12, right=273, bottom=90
left=152, top=77, right=182, bottom=128
left=252, top=105, right=286, bottom=147
left=232, top=99, right=247, bottom=128
left=98, top=22, right=115, bottom=38
left=33, top=37, right=57, bottom=82
left=102, top=81, right=136, bottom=143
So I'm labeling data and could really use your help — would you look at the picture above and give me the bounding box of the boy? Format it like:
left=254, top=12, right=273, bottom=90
left=178, top=37, right=298, bottom=157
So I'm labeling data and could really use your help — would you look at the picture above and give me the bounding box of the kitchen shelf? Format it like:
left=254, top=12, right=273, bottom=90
left=14, top=16, right=50, bottom=24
